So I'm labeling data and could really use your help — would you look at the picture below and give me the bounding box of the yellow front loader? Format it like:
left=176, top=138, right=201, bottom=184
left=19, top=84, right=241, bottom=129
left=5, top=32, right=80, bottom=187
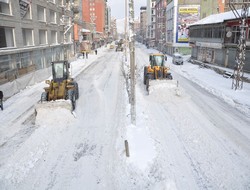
left=40, top=60, right=79, bottom=111
left=143, top=53, right=173, bottom=92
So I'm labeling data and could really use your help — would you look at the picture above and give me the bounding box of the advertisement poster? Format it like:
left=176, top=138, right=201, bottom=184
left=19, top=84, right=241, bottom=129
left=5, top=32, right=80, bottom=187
left=19, top=0, right=32, bottom=18
left=177, top=5, right=200, bottom=43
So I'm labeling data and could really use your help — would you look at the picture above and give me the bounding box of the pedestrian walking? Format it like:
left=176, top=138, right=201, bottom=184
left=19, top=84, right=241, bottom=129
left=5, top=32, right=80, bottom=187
left=95, top=49, right=98, bottom=55
left=82, top=51, right=85, bottom=59
left=86, top=52, right=88, bottom=59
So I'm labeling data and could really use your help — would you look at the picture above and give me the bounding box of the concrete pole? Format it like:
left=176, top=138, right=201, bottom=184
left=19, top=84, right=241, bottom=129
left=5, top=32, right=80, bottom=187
left=124, top=0, right=128, bottom=61
left=129, top=0, right=136, bottom=125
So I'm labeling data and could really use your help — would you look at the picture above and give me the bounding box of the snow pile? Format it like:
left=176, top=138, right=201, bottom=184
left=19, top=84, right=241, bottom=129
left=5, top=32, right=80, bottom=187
left=148, top=79, right=181, bottom=96
left=190, top=9, right=250, bottom=26
left=35, top=100, right=74, bottom=125
left=126, top=123, right=156, bottom=171
left=0, top=105, right=75, bottom=188
left=171, top=63, right=250, bottom=117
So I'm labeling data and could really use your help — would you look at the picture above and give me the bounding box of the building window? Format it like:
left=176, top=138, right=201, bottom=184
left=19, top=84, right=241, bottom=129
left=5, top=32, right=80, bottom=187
left=39, top=30, right=47, bottom=45
left=232, top=26, right=240, bottom=44
left=0, top=55, right=11, bottom=72
left=37, top=5, right=46, bottom=22
left=0, top=2, right=11, bottom=15
left=0, top=27, right=15, bottom=48
left=20, top=52, right=31, bottom=68
left=51, top=31, right=57, bottom=44
left=22, top=28, right=34, bottom=46
left=49, top=10, right=56, bottom=24
left=32, top=50, right=45, bottom=69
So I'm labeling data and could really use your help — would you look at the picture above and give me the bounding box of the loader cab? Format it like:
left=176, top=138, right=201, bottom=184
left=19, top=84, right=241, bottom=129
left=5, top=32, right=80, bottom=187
left=149, top=54, right=165, bottom=67
left=51, top=61, right=70, bottom=82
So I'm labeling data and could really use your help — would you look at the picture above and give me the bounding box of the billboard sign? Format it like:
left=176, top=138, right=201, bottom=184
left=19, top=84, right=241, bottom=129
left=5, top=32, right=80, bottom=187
left=176, top=5, right=200, bottom=43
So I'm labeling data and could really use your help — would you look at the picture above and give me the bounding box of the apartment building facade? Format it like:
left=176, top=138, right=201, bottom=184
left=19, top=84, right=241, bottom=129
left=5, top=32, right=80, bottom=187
left=139, top=6, right=147, bottom=44
left=82, top=0, right=107, bottom=47
left=146, top=0, right=156, bottom=47
left=155, top=0, right=166, bottom=52
left=0, top=0, right=74, bottom=85
left=189, top=9, right=250, bottom=72
left=165, top=0, right=226, bottom=55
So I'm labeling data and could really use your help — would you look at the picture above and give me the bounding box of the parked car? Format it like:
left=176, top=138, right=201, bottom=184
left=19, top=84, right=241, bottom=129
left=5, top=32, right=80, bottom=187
left=172, top=53, right=183, bottom=65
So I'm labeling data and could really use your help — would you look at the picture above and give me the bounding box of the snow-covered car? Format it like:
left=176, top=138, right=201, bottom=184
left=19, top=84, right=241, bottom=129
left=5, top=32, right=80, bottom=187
left=172, top=53, right=183, bottom=65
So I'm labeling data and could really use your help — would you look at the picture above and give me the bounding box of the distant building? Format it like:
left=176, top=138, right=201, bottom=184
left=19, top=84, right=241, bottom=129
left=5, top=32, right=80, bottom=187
left=189, top=9, right=250, bottom=72
left=200, top=0, right=223, bottom=18
left=155, top=0, right=166, bottom=52
left=140, top=6, right=147, bottom=44
left=105, top=5, right=111, bottom=41
left=165, top=0, right=225, bottom=55
left=146, top=0, right=156, bottom=47
left=82, top=0, right=107, bottom=47
left=0, top=0, right=74, bottom=85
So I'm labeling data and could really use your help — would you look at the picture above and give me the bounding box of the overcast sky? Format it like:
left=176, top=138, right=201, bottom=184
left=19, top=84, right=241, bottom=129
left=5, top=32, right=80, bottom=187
left=107, top=0, right=146, bottom=19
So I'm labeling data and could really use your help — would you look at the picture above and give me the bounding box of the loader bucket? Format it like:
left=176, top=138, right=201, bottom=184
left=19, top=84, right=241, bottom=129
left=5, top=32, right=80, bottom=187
left=147, top=80, right=181, bottom=96
left=35, top=100, right=75, bottom=125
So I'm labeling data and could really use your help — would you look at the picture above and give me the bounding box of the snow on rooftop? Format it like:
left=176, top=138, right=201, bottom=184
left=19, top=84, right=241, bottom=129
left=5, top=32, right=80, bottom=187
left=190, top=9, right=250, bottom=26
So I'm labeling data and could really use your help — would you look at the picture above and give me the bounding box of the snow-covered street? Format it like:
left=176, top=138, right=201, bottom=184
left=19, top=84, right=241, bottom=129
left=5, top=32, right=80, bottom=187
left=0, top=44, right=250, bottom=189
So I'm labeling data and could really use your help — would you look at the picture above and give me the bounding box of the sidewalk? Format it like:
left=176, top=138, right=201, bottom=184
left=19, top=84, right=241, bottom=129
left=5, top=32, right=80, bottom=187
left=0, top=47, right=108, bottom=129
left=190, top=59, right=250, bottom=83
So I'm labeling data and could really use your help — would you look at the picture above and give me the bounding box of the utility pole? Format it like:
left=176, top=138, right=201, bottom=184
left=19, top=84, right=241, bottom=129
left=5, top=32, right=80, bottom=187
left=124, top=0, right=128, bottom=61
left=63, top=3, right=67, bottom=60
left=129, top=0, right=136, bottom=124
left=229, top=1, right=249, bottom=90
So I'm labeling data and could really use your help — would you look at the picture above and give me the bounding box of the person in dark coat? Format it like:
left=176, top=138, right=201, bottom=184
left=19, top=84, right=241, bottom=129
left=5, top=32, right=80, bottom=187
left=0, top=91, right=3, bottom=110
left=95, top=49, right=97, bottom=55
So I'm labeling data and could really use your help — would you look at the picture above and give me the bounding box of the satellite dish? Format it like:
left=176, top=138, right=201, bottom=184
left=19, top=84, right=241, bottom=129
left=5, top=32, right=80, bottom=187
left=226, top=31, right=232, bottom=38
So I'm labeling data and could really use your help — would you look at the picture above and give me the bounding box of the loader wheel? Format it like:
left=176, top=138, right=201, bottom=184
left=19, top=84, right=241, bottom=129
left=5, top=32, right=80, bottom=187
left=74, top=82, right=79, bottom=100
left=41, top=92, right=48, bottom=102
left=146, top=76, right=149, bottom=92
left=68, top=89, right=76, bottom=110
left=143, top=67, right=147, bottom=85
left=167, top=74, right=173, bottom=80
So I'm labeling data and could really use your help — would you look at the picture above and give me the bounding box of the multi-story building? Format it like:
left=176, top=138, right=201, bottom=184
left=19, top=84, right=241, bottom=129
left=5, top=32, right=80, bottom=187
left=72, top=0, right=83, bottom=54
left=0, top=0, right=74, bottom=85
left=164, top=0, right=227, bottom=55
left=140, top=6, right=147, bottom=44
left=82, top=0, right=107, bottom=47
left=155, top=0, right=166, bottom=52
left=146, top=0, right=156, bottom=47
left=105, top=5, right=111, bottom=41
left=189, top=9, right=250, bottom=72
left=200, top=0, right=222, bottom=18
